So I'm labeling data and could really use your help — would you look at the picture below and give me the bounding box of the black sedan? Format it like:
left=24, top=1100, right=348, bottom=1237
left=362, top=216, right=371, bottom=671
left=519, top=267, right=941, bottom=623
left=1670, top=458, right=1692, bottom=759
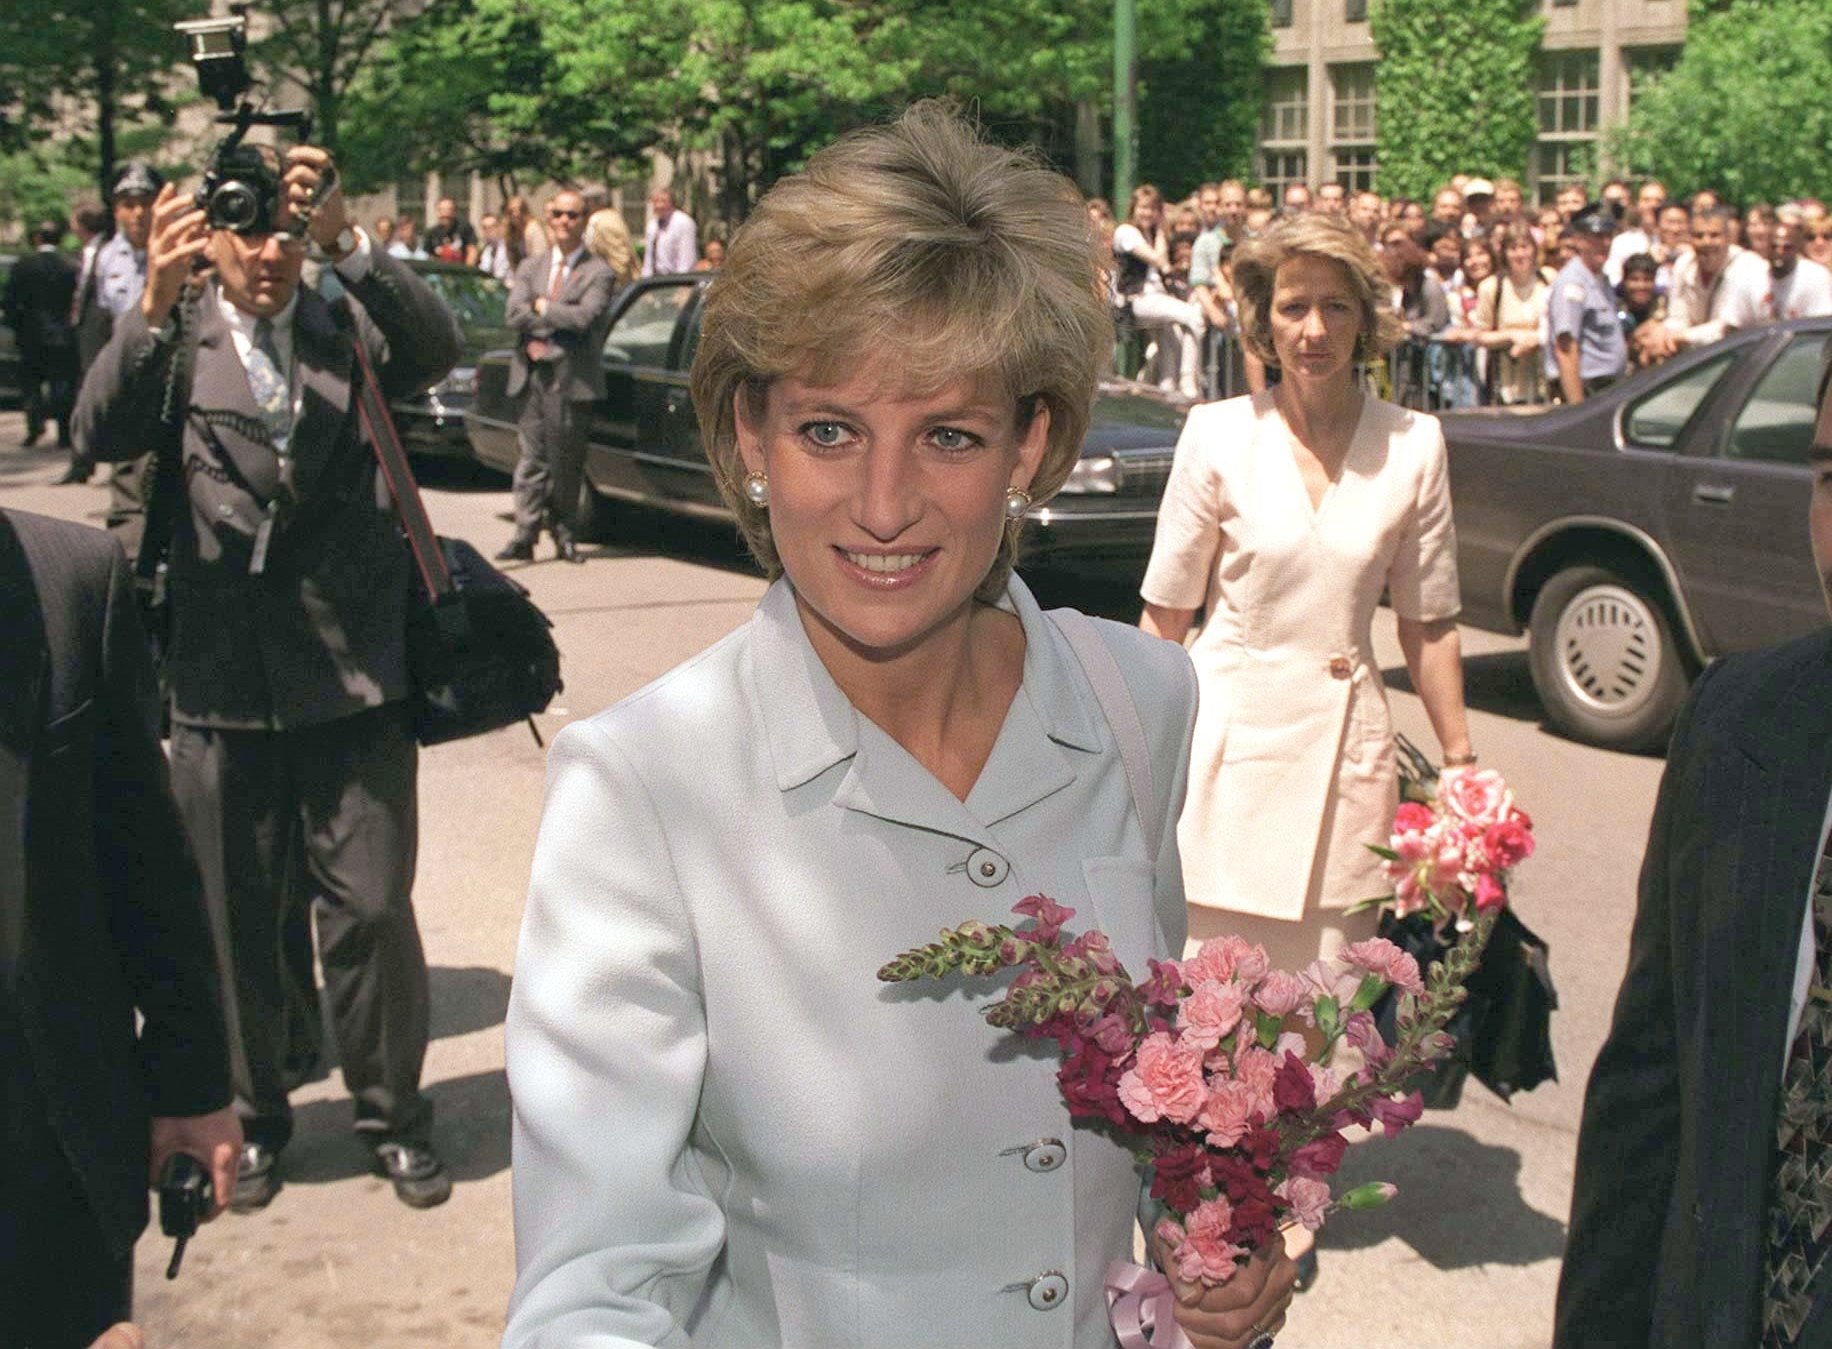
left=0, top=254, right=19, bottom=406
left=462, top=274, right=1188, bottom=572
left=1441, top=317, right=1832, bottom=751
left=319, top=256, right=510, bottom=457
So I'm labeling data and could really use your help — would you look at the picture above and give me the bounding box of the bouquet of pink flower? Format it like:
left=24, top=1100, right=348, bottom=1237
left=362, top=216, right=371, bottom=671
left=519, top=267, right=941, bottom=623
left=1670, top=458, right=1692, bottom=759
left=878, top=897, right=1486, bottom=1312
left=1361, top=765, right=1536, bottom=924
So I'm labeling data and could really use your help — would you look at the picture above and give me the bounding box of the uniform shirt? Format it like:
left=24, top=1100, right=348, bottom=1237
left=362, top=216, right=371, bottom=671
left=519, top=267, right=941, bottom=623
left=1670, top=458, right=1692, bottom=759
left=1544, top=256, right=1628, bottom=382
left=1664, top=245, right=1772, bottom=348
left=1770, top=257, right=1832, bottom=320
left=641, top=209, right=699, bottom=276
left=92, top=232, right=147, bottom=318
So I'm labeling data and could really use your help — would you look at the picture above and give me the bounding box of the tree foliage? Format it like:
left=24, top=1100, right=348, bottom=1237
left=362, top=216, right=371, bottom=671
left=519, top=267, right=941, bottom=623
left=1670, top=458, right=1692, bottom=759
left=1369, top=0, right=1542, bottom=201
left=250, top=0, right=420, bottom=155
left=0, top=0, right=205, bottom=200
left=1608, top=0, right=1832, bottom=205
left=1137, top=0, right=1271, bottom=195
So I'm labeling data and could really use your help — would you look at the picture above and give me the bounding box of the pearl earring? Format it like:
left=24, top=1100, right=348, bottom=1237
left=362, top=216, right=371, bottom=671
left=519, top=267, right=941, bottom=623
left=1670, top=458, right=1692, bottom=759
left=742, top=471, right=769, bottom=507
left=1004, top=486, right=1032, bottom=520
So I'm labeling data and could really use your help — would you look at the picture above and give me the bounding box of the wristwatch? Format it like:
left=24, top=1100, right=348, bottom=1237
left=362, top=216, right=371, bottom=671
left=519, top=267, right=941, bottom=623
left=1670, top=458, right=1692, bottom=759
left=327, top=224, right=359, bottom=261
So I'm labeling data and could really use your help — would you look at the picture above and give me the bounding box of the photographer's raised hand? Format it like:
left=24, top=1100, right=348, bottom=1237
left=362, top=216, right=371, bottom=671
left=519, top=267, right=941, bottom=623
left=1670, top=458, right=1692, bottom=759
left=139, top=184, right=210, bottom=328
left=282, top=145, right=349, bottom=254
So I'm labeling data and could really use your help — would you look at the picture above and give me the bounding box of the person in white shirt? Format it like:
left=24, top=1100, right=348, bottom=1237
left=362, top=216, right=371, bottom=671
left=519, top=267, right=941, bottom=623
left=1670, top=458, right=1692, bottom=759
left=640, top=187, right=699, bottom=276
left=1642, top=206, right=1772, bottom=361
left=1769, top=220, right=1832, bottom=320
left=476, top=212, right=512, bottom=281
left=1112, top=183, right=1207, bottom=398
left=1604, top=179, right=1666, bottom=286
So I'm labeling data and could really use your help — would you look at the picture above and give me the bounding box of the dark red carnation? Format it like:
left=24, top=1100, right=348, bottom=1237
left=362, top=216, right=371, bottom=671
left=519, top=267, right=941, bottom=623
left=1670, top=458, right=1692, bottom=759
left=1058, top=1040, right=1128, bottom=1127
left=1289, top=1131, right=1349, bottom=1178
left=1208, top=1154, right=1280, bottom=1247
left=1148, top=1143, right=1212, bottom=1215
left=1238, top=1125, right=1282, bottom=1171
left=1273, top=1051, right=1317, bottom=1114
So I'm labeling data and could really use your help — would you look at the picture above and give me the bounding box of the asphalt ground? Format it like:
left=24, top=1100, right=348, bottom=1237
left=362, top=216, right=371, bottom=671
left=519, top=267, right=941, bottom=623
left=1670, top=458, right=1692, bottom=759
left=1, top=415, right=1669, bottom=1348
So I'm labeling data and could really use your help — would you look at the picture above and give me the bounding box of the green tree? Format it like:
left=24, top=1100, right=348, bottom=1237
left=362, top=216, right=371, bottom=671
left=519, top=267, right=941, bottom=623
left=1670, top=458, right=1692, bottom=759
left=1137, top=0, right=1271, bottom=196
left=0, top=0, right=205, bottom=201
left=251, top=0, right=417, bottom=155
left=1608, top=0, right=1832, bottom=204
left=0, top=149, right=94, bottom=236
left=1369, top=0, right=1542, bottom=201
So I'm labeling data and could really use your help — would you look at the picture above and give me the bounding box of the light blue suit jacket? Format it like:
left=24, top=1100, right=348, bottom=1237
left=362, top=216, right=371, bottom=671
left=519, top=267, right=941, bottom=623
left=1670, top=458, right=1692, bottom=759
left=504, top=575, right=1198, bottom=1348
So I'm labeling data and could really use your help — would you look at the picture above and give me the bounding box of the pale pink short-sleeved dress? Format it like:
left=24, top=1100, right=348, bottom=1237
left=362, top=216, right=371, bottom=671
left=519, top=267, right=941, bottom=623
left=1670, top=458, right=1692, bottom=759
left=1140, top=392, right=1461, bottom=965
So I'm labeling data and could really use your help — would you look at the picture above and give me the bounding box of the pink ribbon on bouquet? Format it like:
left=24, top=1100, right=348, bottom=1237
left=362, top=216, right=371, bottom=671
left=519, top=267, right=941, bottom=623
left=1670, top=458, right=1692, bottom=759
left=1105, top=1260, right=1195, bottom=1349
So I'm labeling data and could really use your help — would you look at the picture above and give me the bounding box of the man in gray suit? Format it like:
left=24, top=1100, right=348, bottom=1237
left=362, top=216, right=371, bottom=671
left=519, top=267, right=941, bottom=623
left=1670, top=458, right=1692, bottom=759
left=498, top=188, right=616, bottom=564
left=74, top=142, right=463, bottom=1213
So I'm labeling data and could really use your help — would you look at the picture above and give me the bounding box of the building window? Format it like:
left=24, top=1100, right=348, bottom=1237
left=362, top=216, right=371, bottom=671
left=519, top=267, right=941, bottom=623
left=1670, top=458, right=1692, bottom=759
left=395, top=174, right=427, bottom=225
left=1260, top=67, right=1308, bottom=197
left=1331, top=148, right=1378, bottom=192
left=1534, top=49, right=1600, bottom=203
left=1345, top=0, right=1367, bottom=20
left=1327, top=64, right=1376, bottom=191
left=1626, top=46, right=1681, bottom=105
left=1271, top=0, right=1293, bottom=28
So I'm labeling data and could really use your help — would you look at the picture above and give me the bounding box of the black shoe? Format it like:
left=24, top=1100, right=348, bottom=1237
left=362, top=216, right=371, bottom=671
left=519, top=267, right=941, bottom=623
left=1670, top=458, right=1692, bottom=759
left=494, top=539, right=535, bottom=562
left=554, top=534, right=583, bottom=564
left=53, top=462, right=92, bottom=485
left=1294, top=1248, right=1319, bottom=1293
left=231, top=1141, right=282, bottom=1212
left=22, top=426, right=41, bottom=448
left=374, top=1141, right=452, bottom=1209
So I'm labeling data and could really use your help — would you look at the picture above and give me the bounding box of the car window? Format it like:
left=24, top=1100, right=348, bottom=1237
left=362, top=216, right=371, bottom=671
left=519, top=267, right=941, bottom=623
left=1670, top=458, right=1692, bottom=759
left=604, top=285, right=693, bottom=367
left=1726, top=334, right=1830, bottom=465
left=1623, top=351, right=1735, bottom=449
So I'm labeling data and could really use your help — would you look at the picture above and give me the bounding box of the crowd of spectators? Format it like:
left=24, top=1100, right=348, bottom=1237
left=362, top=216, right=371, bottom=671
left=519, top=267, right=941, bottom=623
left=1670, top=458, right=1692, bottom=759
left=1094, top=171, right=1832, bottom=407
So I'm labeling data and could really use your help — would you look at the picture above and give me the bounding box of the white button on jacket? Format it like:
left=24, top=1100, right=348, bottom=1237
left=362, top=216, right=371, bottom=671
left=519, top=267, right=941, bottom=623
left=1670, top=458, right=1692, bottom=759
left=504, top=576, right=1198, bottom=1348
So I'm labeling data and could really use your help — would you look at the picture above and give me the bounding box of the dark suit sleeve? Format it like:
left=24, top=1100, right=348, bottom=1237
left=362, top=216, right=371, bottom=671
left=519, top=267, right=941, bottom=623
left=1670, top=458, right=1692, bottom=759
left=346, top=248, right=463, bottom=402
left=1553, top=659, right=1726, bottom=1345
left=71, top=303, right=181, bottom=464
left=93, top=537, right=232, bottom=1118
left=541, top=263, right=615, bottom=336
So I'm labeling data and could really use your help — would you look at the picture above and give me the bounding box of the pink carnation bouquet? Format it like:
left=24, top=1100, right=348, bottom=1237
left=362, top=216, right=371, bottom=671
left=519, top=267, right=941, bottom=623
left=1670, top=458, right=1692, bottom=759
left=879, top=898, right=1486, bottom=1345
left=1359, top=765, right=1535, bottom=926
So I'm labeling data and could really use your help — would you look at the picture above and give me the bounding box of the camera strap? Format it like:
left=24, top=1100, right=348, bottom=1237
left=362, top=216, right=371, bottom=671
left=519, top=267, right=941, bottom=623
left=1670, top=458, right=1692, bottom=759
left=347, top=332, right=452, bottom=604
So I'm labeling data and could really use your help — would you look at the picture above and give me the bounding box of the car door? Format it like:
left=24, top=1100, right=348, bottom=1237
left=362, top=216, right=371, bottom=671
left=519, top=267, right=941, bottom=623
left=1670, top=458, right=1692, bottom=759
left=586, top=280, right=698, bottom=502
left=1662, top=328, right=1829, bottom=655
left=648, top=287, right=725, bottom=512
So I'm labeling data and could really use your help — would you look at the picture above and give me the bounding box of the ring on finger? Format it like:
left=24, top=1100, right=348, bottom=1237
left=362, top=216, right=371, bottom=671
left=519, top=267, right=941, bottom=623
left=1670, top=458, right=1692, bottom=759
left=1245, top=1321, right=1276, bottom=1349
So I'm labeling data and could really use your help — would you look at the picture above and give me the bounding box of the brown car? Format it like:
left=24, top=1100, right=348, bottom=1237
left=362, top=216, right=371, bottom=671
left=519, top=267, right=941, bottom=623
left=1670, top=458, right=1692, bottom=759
left=1440, top=317, right=1832, bottom=751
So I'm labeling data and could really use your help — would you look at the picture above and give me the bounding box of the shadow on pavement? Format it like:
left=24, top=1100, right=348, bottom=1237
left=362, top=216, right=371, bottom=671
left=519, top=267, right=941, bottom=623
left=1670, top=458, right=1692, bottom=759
left=1383, top=650, right=1546, bottom=725
left=282, top=1068, right=511, bottom=1185
left=430, top=964, right=514, bottom=1040
left=1322, top=1122, right=1567, bottom=1269
left=411, top=455, right=511, bottom=492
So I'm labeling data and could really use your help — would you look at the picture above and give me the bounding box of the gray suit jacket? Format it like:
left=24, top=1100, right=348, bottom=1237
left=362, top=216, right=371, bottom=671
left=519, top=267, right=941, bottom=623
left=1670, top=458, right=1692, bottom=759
left=0, top=509, right=230, bottom=1255
left=72, top=249, right=462, bottom=729
left=506, top=248, right=617, bottom=401
left=1556, top=628, right=1832, bottom=1348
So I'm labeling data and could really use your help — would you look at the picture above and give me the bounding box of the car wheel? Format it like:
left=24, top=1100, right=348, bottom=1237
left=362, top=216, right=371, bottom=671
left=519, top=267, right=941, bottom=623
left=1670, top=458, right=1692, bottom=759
left=1527, top=565, right=1690, bottom=752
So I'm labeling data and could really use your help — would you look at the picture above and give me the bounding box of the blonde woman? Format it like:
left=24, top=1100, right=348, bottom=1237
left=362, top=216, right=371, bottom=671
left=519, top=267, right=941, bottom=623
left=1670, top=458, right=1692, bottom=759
left=1140, top=210, right=1473, bottom=978
left=584, top=207, right=639, bottom=288
left=504, top=105, right=1295, bottom=1349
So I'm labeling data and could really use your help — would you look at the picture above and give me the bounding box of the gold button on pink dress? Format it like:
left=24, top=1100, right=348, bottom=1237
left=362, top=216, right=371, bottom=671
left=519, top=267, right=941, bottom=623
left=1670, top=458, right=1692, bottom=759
left=1140, top=392, right=1461, bottom=960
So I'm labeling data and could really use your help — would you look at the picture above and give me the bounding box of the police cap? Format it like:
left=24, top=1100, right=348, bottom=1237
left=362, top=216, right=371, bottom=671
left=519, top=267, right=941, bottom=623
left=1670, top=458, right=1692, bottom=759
left=1570, top=205, right=1615, bottom=237
left=111, top=161, right=166, bottom=201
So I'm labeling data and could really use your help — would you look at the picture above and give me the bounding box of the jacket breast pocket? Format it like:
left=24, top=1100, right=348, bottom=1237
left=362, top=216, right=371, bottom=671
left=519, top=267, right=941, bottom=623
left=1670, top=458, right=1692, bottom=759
left=1081, top=854, right=1165, bottom=979
left=42, top=698, right=96, bottom=759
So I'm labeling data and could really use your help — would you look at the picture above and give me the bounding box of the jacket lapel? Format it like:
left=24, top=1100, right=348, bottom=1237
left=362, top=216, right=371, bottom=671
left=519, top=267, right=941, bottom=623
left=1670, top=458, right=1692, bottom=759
left=1695, top=634, right=1832, bottom=1336
left=189, top=288, right=280, bottom=501
left=0, top=511, right=46, bottom=989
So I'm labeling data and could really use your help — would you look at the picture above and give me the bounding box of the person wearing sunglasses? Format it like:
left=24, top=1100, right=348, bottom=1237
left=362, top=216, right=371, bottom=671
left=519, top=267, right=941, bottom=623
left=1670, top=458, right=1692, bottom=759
left=499, top=190, right=618, bottom=564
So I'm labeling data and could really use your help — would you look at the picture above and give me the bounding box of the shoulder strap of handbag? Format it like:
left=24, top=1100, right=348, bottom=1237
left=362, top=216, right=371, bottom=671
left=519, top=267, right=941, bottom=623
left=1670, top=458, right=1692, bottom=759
left=348, top=331, right=453, bottom=603
left=1050, top=609, right=1162, bottom=851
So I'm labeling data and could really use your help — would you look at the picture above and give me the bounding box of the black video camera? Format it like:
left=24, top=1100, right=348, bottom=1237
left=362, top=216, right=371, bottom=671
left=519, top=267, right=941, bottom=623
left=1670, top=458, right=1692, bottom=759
left=176, top=8, right=316, bottom=236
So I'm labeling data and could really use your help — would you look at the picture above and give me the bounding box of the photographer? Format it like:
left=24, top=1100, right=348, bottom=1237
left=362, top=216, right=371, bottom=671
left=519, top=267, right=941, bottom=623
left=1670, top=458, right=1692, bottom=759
left=73, top=142, right=463, bottom=1214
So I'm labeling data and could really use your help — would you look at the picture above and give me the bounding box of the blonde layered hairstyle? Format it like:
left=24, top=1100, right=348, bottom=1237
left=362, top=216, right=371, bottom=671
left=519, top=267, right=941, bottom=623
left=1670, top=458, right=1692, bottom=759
left=1232, top=212, right=1405, bottom=368
left=690, top=101, right=1111, bottom=599
left=585, top=208, right=639, bottom=286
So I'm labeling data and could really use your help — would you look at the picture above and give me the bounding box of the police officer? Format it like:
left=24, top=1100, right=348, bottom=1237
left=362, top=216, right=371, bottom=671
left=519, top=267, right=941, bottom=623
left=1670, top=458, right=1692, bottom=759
left=72, top=162, right=163, bottom=523
left=1545, top=205, right=1628, bottom=404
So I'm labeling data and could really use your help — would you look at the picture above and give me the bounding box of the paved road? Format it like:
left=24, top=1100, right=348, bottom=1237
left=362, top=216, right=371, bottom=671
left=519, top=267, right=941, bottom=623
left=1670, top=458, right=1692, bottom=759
left=0, top=418, right=1668, bottom=1348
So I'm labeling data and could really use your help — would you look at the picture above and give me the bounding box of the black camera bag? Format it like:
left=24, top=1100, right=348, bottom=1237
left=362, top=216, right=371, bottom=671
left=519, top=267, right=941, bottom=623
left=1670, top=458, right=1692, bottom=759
left=350, top=333, right=561, bottom=746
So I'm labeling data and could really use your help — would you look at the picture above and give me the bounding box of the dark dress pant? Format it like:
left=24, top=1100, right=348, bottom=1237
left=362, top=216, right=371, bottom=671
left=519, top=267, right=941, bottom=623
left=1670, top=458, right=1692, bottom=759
left=168, top=704, right=432, bottom=1153
left=511, top=364, right=589, bottom=543
left=18, top=341, right=75, bottom=448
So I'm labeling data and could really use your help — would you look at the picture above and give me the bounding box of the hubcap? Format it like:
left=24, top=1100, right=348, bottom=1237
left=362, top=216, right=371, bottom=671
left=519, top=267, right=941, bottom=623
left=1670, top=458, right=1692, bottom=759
left=1553, top=583, right=1661, bottom=717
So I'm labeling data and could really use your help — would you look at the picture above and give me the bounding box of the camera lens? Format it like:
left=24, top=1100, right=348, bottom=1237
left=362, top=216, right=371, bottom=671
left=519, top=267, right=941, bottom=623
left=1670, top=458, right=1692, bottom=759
left=210, top=180, right=262, bottom=233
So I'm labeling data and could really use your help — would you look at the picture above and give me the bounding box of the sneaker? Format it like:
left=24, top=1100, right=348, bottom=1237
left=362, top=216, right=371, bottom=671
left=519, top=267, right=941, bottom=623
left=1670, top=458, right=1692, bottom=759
left=231, top=1141, right=282, bottom=1212
left=373, top=1141, right=452, bottom=1209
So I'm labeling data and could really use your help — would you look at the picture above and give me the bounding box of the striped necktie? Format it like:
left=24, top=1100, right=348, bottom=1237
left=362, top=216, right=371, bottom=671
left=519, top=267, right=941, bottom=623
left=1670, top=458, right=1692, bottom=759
left=1761, top=834, right=1832, bottom=1345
